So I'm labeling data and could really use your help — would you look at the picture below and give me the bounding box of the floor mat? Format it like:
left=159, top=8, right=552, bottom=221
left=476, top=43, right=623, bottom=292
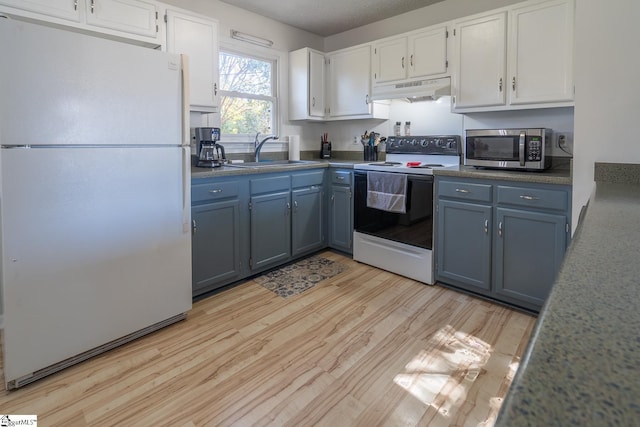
left=255, top=255, right=347, bottom=298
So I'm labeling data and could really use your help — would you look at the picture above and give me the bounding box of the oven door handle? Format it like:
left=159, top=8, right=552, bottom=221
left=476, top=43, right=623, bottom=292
left=519, top=131, right=526, bottom=167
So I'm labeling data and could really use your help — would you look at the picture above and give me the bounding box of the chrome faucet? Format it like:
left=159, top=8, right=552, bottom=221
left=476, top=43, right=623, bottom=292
left=254, top=132, right=279, bottom=162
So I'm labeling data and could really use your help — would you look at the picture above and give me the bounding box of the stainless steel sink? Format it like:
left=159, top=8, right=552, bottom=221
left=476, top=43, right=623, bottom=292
left=226, top=160, right=317, bottom=168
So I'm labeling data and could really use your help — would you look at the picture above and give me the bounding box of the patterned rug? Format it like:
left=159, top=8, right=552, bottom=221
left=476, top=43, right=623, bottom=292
left=255, top=255, right=347, bottom=298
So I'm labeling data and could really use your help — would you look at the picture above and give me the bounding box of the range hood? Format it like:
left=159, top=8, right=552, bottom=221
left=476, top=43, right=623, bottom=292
left=371, top=77, right=451, bottom=102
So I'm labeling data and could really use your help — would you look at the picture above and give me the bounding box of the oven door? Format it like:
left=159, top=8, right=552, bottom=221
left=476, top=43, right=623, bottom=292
left=354, top=171, right=434, bottom=250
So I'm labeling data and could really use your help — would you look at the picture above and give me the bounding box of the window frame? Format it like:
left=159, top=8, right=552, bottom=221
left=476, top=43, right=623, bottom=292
left=217, top=41, right=281, bottom=144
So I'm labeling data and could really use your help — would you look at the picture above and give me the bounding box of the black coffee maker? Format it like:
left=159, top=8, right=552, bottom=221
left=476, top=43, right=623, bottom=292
left=195, top=127, right=226, bottom=168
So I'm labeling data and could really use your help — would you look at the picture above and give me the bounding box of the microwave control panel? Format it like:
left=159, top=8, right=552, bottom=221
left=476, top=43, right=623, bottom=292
left=527, top=137, right=543, bottom=161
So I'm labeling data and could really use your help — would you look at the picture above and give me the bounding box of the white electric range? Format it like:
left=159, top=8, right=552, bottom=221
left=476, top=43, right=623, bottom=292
left=353, top=135, right=461, bottom=284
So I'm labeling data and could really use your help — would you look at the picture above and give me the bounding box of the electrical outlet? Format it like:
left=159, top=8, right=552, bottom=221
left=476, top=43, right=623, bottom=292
left=557, top=134, right=566, bottom=147
left=353, top=136, right=359, bottom=145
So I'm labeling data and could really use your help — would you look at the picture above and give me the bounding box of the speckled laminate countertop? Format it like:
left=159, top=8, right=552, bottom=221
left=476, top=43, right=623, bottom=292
left=496, top=169, right=640, bottom=425
left=191, top=160, right=361, bottom=179
left=433, top=164, right=572, bottom=185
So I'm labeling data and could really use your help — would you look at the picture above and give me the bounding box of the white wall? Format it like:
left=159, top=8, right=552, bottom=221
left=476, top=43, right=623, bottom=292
left=312, top=97, right=463, bottom=155
left=572, top=0, right=640, bottom=230
left=324, top=0, right=523, bottom=51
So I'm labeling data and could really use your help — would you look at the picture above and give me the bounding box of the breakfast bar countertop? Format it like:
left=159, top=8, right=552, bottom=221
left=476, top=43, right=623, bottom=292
left=495, top=164, right=640, bottom=426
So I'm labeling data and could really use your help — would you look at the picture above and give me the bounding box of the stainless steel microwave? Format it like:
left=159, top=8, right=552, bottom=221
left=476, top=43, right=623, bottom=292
left=464, top=128, right=552, bottom=171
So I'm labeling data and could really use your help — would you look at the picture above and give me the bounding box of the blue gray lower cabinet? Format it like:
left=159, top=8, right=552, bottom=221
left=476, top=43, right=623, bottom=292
left=292, top=186, right=324, bottom=256
left=435, top=176, right=571, bottom=312
left=437, top=199, right=492, bottom=292
left=191, top=167, right=332, bottom=297
left=191, top=177, right=248, bottom=297
left=328, top=169, right=353, bottom=254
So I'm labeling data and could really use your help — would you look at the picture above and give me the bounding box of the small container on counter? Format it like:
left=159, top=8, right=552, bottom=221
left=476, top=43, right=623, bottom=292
left=394, top=122, right=401, bottom=136
left=405, top=121, right=411, bottom=136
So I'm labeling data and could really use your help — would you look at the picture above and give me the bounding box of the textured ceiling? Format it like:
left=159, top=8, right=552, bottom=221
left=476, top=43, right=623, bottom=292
left=218, top=0, right=445, bottom=36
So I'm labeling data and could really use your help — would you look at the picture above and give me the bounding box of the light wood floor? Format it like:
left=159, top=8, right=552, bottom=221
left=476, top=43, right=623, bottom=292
left=0, top=251, right=536, bottom=426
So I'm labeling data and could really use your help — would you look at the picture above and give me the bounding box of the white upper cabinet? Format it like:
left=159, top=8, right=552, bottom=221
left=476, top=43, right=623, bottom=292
left=289, top=48, right=326, bottom=120
left=0, top=0, right=81, bottom=22
left=308, top=50, right=326, bottom=118
left=372, top=37, right=407, bottom=84
left=508, top=0, right=574, bottom=105
left=372, top=24, right=449, bottom=86
left=85, top=0, right=158, bottom=39
left=328, top=45, right=388, bottom=120
left=407, top=26, right=449, bottom=79
left=166, top=9, right=219, bottom=112
left=0, top=0, right=160, bottom=44
left=452, top=12, right=507, bottom=109
left=328, top=45, right=371, bottom=117
left=452, top=0, right=575, bottom=112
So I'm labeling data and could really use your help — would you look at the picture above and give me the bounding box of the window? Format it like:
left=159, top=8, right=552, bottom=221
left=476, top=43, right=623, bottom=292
left=219, top=50, right=277, bottom=137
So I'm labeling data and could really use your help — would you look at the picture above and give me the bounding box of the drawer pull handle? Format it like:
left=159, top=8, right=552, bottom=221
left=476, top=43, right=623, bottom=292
left=519, top=195, right=538, bottom=201
left=498, top=221, right=503, bottom=237
left=455, top=188, right=470, bottom=194
left=192, top=219, right=197, bottom=234
left=484, top=219, right=488, bottom=234
left=209, top=189, right=223, bottom=194
left=337, top=176, right=345, bottom=180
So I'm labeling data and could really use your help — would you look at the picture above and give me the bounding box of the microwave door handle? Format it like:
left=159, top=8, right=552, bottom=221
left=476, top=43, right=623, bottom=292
left=519, top=131, right=526, bottom=167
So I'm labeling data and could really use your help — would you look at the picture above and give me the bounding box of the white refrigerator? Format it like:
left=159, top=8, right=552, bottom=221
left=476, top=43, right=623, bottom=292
left=0, top=18, right=192, bottom=389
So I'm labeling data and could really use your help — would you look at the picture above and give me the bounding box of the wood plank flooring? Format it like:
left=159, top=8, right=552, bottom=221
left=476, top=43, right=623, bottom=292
left=0, top=251, right=536, bottom=426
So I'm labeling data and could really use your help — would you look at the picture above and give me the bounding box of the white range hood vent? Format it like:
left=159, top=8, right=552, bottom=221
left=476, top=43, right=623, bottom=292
left=371, top=77, right=451, bottom=102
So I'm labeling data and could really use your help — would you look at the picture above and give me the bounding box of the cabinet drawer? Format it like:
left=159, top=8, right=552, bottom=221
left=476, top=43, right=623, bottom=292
left=291, top=170, right=324, bottom=188
left=250, top=175, right=290, bottom=195
left=192, top=180, right=240, bottom=203
left=497, top=185, right=568, bottom=211
left=331, top=169, right=352, bottom=185
left=438, top=180, right=492, bottom=203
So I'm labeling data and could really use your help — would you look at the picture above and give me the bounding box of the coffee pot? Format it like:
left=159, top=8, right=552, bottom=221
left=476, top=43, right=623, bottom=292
left=194, top=127, right=226, bottom=168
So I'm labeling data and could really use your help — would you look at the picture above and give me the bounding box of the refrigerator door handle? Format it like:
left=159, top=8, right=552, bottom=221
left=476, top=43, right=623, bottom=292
left=182, top=146, right=191, bottom=233
left=180, top=54, right=191, bottom=234
left=181, top=54, right=190, bottom=147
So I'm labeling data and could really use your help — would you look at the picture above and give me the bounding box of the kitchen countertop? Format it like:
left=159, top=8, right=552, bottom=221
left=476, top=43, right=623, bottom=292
left=433, top=164, right=572, bottom=185
left=495, top=166, right=640, bottom=425
left=191, top=160, right=361, bottom=179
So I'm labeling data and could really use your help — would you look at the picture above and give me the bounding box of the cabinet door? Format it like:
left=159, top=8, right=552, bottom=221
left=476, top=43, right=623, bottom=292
left=329, top=185, right=352, bottom=253
left=191, top=199, right=241, bottom=295
left=408, top=26, right=448, bottom=79
left=309, top=50, right=326, bottom=117
left=509, top=0, right=574, bottom=105
left=0, top=0, right=81, bottom=22
left=494, top=207, right=566, bottom=309
left=453, top=12, right=507, bottom=109
left=436, top=199, right=492, bottom=292
left=250, top=191, right=291, bottom=270
left=329, top=45, right=371, bottom=117
left=292, top=187, right=323, bottom=256
left=85, top=0, right=158, bottom=38
left=166, top=10, right=219, bottom=111
left=372, top=37, right=407, bottom=84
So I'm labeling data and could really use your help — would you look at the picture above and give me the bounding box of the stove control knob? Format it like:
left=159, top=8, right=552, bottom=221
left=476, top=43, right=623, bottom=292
left=420, top=139, right=428, bottom=146
left=410, top=139, right=417, bottom=145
